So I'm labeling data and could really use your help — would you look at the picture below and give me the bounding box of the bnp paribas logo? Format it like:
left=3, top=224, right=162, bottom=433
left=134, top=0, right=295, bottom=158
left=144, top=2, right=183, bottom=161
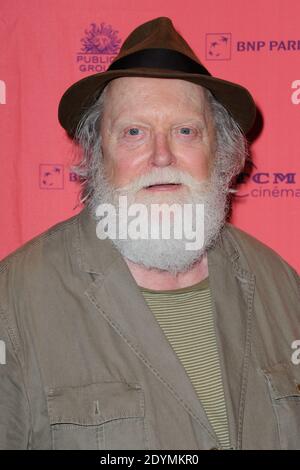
left=77, top=22, right=122, bottom=73
left=206, top=33, right=231, bottom=60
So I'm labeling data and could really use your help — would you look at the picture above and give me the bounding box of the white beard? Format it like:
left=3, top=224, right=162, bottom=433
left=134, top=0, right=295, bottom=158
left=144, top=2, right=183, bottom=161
left=91, top=166, right=228, bottom=274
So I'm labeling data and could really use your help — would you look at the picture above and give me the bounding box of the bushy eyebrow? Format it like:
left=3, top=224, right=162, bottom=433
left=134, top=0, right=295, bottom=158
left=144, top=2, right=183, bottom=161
left=110, top=116, right=207, bottom=132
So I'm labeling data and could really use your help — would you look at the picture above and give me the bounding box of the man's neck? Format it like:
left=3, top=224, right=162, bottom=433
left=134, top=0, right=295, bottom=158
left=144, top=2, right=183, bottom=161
left=124, top=254, right=208, bottom=291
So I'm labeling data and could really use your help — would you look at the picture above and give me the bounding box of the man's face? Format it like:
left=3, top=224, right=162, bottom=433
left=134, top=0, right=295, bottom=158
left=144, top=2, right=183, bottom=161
left=100, top=77, right=216, bottom=192
left=95, top=77, right=226, bottom=274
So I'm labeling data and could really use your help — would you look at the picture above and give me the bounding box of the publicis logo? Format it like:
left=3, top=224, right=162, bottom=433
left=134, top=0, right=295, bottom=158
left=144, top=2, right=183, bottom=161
left=77, top=22, right=122, bottom=73
left=206, top=34, right=231, bottom=60
left=206, top=34, right=300, bottom=59
left=39, top=164, right=64, bottom=189
left=234, top=167, right=299, bottom=198
left=0, top=80, right=6, bottom=104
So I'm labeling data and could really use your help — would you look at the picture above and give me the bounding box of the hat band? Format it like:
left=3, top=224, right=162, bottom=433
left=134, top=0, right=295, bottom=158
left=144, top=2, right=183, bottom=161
left=108, top=48, right=211, bottom=76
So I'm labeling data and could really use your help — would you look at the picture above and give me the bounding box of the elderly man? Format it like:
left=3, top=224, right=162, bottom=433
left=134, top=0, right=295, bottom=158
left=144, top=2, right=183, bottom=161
left=0, top=17, right=299, bottom=450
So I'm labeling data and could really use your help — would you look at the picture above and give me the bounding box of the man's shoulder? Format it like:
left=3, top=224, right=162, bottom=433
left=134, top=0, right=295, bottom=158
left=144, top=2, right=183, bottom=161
left=0, top=212, right=86, bottom=328
left=0, top=212, right=81, bottom=276
left=223, top=222, right=299, bottom=282
left=224, top=222, right=284, bottom=259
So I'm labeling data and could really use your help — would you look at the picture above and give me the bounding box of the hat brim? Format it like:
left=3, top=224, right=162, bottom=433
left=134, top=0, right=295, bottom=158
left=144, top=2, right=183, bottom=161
left=58, top=68, right=256, bottom=138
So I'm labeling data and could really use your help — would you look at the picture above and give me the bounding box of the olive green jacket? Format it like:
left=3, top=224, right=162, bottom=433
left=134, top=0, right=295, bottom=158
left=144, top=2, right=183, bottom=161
left=0, top=207, right=299, bottom=449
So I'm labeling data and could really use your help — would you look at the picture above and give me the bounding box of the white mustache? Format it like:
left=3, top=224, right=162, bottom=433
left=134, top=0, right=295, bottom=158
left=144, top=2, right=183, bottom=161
left=115, top=168, right=209, bottom=194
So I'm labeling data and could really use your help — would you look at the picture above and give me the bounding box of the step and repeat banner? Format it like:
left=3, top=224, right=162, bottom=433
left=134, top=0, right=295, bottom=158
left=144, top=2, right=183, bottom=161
left=0, top=0, right=299, bottom=271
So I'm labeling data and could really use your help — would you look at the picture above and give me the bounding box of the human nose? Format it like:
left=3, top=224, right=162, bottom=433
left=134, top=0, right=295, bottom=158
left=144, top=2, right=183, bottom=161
left=149, top=132, right=176, bottom=167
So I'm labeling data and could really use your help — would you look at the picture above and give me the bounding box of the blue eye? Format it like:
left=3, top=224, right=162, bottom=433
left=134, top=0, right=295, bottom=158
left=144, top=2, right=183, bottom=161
left=128, top=128, right=140, bottom=135
left=179, top=127, right=192, bottom=135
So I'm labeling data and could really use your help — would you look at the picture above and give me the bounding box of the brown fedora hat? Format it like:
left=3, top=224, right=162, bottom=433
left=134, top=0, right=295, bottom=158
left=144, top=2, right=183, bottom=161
left=58, top=17, right=256, bottom=138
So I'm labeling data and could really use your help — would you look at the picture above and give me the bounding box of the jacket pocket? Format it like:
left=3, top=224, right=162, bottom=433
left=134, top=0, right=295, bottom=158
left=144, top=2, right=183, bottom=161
left=262, top=362, right=300, bottom=449
left=46, top=381, right=146, bottom=450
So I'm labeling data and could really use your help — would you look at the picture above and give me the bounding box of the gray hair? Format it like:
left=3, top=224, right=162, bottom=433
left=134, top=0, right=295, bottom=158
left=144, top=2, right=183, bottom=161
left=72, top=83, right=248, bottom=210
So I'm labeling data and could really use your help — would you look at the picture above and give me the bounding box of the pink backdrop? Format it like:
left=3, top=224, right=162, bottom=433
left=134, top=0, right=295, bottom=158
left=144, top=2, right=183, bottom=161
left=1, top=0, right=299, bottom=272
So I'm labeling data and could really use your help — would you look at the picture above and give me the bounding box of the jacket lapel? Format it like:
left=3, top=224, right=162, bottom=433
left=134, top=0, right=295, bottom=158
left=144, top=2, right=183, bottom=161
left=77, top=208, right=254, bottom=449
left=208, top=226, right=255, bottom=449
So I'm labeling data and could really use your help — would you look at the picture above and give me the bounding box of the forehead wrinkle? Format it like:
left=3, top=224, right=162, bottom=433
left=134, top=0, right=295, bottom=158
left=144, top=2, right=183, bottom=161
left=103, top=77, right=211, bottom=129
left=110, top=98, right=208, bottom=129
